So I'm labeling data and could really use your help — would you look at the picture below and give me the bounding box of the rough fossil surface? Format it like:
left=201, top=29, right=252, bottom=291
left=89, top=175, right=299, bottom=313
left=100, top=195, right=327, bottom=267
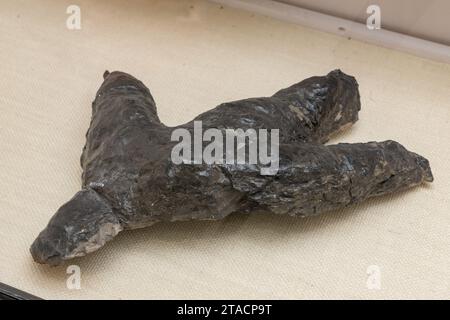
left=30, top=70, right=433, bottom=265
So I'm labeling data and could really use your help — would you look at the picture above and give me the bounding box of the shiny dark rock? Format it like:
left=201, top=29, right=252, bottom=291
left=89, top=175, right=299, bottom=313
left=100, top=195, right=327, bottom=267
left=30, top=70, right=433, bottom=266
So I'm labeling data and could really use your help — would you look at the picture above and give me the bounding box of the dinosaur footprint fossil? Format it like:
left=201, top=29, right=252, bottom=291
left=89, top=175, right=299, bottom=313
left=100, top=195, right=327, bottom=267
left=31, top=70, right=433, bottom=266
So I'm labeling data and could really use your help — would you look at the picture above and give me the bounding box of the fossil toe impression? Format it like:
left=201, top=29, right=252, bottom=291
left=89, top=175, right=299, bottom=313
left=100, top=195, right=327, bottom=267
left=31, top=70, right=433, bottom=265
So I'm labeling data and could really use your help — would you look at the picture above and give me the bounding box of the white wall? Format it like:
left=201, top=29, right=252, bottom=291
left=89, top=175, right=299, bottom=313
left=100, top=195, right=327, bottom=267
left=279, top=0, right=450, bottom=45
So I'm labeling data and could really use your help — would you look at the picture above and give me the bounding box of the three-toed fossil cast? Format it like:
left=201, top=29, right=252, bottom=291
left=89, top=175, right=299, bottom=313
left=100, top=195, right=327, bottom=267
left=31, top=70, right=433, bottom=266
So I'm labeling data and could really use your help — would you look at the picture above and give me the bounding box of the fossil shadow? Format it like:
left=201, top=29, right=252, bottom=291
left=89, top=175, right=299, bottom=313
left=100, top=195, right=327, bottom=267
left=59, top=182, right=430, bottom=270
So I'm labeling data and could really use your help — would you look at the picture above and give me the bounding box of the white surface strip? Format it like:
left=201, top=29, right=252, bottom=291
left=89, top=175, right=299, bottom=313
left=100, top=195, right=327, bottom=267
left=211, top=0, right=450, bottom=64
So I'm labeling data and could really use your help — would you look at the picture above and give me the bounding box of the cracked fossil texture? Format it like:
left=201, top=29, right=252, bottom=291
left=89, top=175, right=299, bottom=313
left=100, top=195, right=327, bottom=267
left=30, top=70, right=433, bottom=265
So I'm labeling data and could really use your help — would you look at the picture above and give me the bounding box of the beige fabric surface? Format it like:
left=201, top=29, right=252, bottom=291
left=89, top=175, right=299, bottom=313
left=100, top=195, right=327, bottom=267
left=0, top=0, right=449, bottom=299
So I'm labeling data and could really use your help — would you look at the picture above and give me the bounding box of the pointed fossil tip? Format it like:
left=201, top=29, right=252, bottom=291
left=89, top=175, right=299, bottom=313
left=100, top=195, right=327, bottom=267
left=30, top=233, right=64, bottom=266
left=103, top=70, right=110, bottom=79
left=328, top=69, right=344, bottom=77
left=30, top=189, right=122, bottom=266
left=415, top=154, right=434, bottom=183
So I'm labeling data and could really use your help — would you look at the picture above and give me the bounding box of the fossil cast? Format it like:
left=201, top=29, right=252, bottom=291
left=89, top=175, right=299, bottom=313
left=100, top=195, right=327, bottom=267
left=30, top=70, right=433, bottom=265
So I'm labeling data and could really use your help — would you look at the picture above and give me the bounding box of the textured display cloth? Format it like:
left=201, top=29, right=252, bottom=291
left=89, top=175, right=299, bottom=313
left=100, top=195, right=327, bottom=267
left=0, top=0, right=449, bottom=299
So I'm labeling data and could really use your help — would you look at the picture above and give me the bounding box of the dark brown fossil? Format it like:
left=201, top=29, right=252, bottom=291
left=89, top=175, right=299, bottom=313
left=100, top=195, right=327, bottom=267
left=30, top=70, right=433, bottom=266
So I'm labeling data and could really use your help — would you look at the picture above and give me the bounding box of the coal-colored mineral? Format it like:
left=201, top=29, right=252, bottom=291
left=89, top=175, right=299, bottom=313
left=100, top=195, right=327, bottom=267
left=31, top=70, right=433, bottom=265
